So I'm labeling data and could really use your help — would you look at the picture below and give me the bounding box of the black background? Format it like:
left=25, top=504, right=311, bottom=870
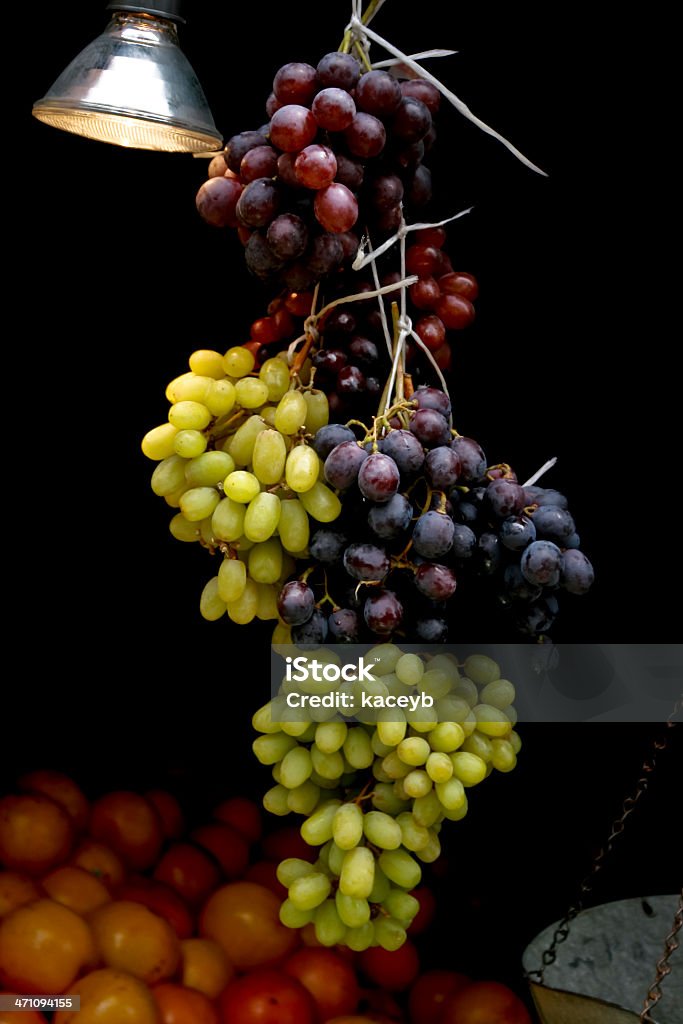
left=8, top=0, right=680, bottom=1003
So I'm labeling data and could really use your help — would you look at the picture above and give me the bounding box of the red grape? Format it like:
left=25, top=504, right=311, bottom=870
left=270, top=105, right=318, bottom=152
left=435, top=293, right=476, bottom=329
left=344, top=112, right=386, bottom=158
left=273, top=62, right=317, bottom=105
left=240, top=145, right=278, bottom=183
left=316, top=51, right=361, bottom=90
left=314, top=183, right=359, bottom=233
left=312, top=88, right=356, bottom=131
left=295, top=144, right=337, bottom=189
left=439, top=271, right=479, bottom=301
left=414, top=314, right=446, bottom=351
left=401, top=78, right=441, bottom=114
left=195, top=176, right=243, bottom=228
left=409, top=276, right=441, bottom=310
left=355, top=69, right=402, bottom=116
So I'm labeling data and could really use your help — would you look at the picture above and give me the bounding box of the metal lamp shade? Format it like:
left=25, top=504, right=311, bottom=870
left=32, top=11, right=222, bottom=152
left=523, top=895, right=682, bottom=1024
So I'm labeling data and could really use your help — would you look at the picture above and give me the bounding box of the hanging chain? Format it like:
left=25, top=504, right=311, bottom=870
left=525, top=694, right=682, bottom=985
left=640, top=888, right=683, bottom=1022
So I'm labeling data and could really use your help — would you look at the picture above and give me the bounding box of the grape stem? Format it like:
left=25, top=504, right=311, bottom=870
left=339, top=0, right=385, bottom=54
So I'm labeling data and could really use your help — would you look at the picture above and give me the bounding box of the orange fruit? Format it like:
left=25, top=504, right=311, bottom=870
left=89, top=900, right=180, bottom=984
left=0, top=898, right=95, bottom=993
left=0, top=794, right=74, bottom=875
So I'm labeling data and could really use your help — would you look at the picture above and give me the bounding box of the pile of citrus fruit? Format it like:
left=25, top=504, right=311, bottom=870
left=0, top=771, right=531, bottom=1023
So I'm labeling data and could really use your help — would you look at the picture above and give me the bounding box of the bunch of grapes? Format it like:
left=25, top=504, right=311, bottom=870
left=252, top=646, right=520, bottom=951
left=196, top=53, right=440, bottom=287
left=274, top=383, right=593, bottom=643
left=141, top=345, right=352, bottom=626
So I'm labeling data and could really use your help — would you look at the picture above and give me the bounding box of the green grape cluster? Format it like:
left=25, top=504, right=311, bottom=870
left=141, top=347, right=340, bottom=627
left=252, top=646, right=521, bottom=951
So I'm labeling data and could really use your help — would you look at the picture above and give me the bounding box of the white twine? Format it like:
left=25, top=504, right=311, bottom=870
left=352, top=207, right=473, bottom=271
left=365, top=232, right=395, bottom=361
left=523, top=457, right=558, bottom=487
left=372, top=49, right=457, bottom=69
left=346, top=13, right=547, bottom=176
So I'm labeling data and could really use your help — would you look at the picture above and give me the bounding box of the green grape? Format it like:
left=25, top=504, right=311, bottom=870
left=276, top=859, right=316, bottom=887
left=278, top=498, right=310, bottom=553
left=381, top=752, right=411, bottom=780
left=229, top=415, right=267, bottom=466
left=311, top=746, right=344, bottom=781
left=419, top=669, right=452, bottom=701
left=299, top=481, right=342, bottom=522
left=412, top=791, right=442, bottom=828
left=450, top=752, right=487, bottom=787
left=371, top=732, right=394, bottom=758
left=259, top=357, right=290, bottom=402
left=428, top=654, right=460, bottom=680
left=416, top=830, right=441, bottom=863
left=435, top=696, right=472, bottom=723
left=363, top=811, right=401, bottom=850
left=169, top=513, right=200, bottom=543
left=376, top=716, right=407, bottom=747
left=393, top=779, right=409, bottom=801
left=285, top=444, right=320, bottom=493
left=211, top=496, right=245, bottom=542
left=371, top=783, right=409, bottom=816
left=252, top=429, right=287, bottom=485
left=374, top=915, right=407, bottom=951
left=473, top=704, right=512, bottom=738
left=223, top=346, right=255, bottom=377
left=263, top=784, right=290, bottom=816
left=335, top=890, right=370, bottom=928
left=248, top=539, right=283, bottom=584
left=303, top=390, right=329, bottom=433
left=396, top=812, right=430, bottom=852
left=426, top=752, right=453, bottom=783
left=253, top=732, right=297, bottom=765
left=142, top=423, right=178, bottom=460
left=271, top=763, right=282, bottom=783
left=463, top=654, right=500, bottom=685
left=396, top=653, right=424, bottom=686
left=256, top=582, right=280, bottom=620
left=310, top=771, right=342, bottom=790
left=507, top=704, right=518, bottom=727
left=314, top=900, right=346, bottom=946
left=428, top=722, right=466, bottom=753
left=435, top=777, right=466, bottom=810
left=345, top=922, right=375, bottom=952
left=343, top=728, right=374, bottom=769
left=326, top=841, right=346, bottom=877
left=461, top=711, right=478, bottom=737
left=199, top=577, right=226, bottom=621
left=397, top=737, right=431, bottom=766
left=244, top=492, right=281, bottom=542
left=378, top=848, right=422, bottom=889
left=287, top=780, right=321, bottom=814
left=403, top=770, right=433, bottom=798
left=279, top=747, right=313, bottom=789
left=252, top=702, right=282, bottom=734
left=174, top=429, right=208, bottom=458
left=218, top=558, right=247, bottom=603
left=179, top=487, right=221, bottom=522
left=167, top=372, right=214, bottom=404
left=480, top=678, right=516, bottom=709
left=315, top=721, right=348, bottom=754
left=366, top=643, right=403, bottom=676
left=339, top=847, right=375, bottom=899
left=301, top=799, right=342, bottom=845
left=281, top=720, right=314, bottom=738
left=223, top=470, right=260, bottom=503
left=407, top=708, right=439, bottom=733
left=383, top=889, right=419, bottom=924
left=368, top=865, right=391, bottom=904
left=490, top=738, right=517, bottom=772
left=288, top=872, right=331, bottom=911
left=372, top=760, right=393, bottom=784
left=163, top=482, right=189, bottom=508
left=168, top=400, right=211, bottom=431
left=185, top=450, right=234, bottom=487
left=227, top=577, right=259, bottom=624
left=279, top=899, right=314, bottom=928
left=452, top=678, right=479, bottom=707
left=332, top=803, right=364, bottom=850
left=461, top=731, right=494, bottom=762
left=189, top=349, right=225, bottom=379
left=235, top=378, right=269, bottom=409
left=442, top=794, right=469, bottom=821
left=274, top=390, right=307, bottom=434
left=205, top=379, right=236, bottom=417
left=151, top=455, right=187, bottom=496
left=509, top=730, right=522, bottom=754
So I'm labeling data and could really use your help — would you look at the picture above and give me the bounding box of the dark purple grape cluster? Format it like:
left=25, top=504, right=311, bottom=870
left=276, top=386, right=594, bottom=643
left=195, top=54, right=440, bottom=287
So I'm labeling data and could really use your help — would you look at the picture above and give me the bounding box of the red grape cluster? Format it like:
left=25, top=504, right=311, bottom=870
left=195, top=53, right=440, bottom=288
left=276, top=385, right=593, bottom=643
